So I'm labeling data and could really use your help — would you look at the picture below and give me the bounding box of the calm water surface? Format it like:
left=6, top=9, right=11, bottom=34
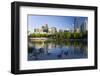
left=28, top=40, right=88, bottom=61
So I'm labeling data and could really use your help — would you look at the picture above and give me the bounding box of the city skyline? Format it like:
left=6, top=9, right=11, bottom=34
left=28, top=15, right=88, bottom=61
left=28, top=15, right=88, bottom=32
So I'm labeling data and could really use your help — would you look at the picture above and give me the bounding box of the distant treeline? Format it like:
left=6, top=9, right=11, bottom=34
left=28, top=31, right=87, bottom=39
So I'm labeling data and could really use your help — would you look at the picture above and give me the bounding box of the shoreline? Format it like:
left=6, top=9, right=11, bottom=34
left=29, top=37, right=87, bottom=42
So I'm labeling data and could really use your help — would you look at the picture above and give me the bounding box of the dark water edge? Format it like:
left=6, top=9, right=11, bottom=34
left=28, top=39, right=88, bottom=61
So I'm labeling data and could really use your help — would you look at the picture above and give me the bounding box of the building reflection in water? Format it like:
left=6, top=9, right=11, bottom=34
left=28, top=40, right=88, bottom=61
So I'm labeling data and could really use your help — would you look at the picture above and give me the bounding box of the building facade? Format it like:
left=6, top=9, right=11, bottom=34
left=74, top=17, right=88, bottom=33
left=34, top=24, right=57, bottom=34
left=80, top=18, right=88, bottom=32
left=74, top=17, right=80, bottom=33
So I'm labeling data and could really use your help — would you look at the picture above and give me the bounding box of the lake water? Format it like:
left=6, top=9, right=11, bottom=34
left=28, top=40, right=88, bottom=61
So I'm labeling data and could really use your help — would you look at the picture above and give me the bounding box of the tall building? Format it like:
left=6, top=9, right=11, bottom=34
left=42, top=24, right=48, bottom=33
left=74, top=17, right=88, bottom=32
left=85, top=18, right=88, bottom=31
left=34, top=24, right=57, bottom=34
left=51, top=27, right=57, bottom=33
left=48, top=27, right=57, bottom=34
left=80, top=18, right=88, bottom=32
left=74, top=17, right=80, bottom=33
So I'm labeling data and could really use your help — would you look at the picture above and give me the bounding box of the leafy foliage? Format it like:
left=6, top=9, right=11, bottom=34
left=28, top=31, right=87, bottom=39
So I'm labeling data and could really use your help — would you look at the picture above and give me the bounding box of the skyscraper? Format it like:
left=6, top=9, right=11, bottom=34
left=74, top=17, right=80, bottom=32
left=74, top=17, right=88, bottom=32
left=80, top=18, right=88, bottom=32
left=34, top=24, right=57, bottom=34
left=42, top=24, right=48, bottom=33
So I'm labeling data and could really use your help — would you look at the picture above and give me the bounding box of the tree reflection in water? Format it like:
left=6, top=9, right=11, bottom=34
left=28, top=40, right=88, bottom=61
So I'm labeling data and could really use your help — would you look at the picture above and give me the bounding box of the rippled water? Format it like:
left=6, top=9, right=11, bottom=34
left=28, top=40, right=88, bottom=61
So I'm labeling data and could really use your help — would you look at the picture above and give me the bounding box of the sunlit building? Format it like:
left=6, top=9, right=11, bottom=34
left=51, top=27, right=57, bottom=33
left=80, top=18, right=88, bottom=32
left=42, top=24, right=48, bottom=33
left=74, top=17, right=88, bottom=33
left=74, top=17, right=80, bottom=33
left=34, top=24, right=57, bottom=34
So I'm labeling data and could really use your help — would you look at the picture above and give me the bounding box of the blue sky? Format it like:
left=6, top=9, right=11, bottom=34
left=28, top=15, right=87, bottom=32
